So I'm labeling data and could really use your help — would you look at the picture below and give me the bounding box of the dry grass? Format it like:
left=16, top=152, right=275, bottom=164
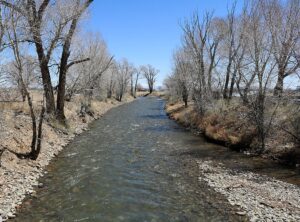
left=0, top=92, right=134, bottom=154
left=166, top=98, right=300, bottom=163
left=166, top=100, right=257, bottom=148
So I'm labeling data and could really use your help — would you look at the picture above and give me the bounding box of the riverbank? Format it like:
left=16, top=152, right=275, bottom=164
left=165, top=100, right=300, bottom=220
left=165, top=101, right=299, bottom=165
left=166, top=101, right=300, bottom=221
left=197, top=160, right=300, bottom=221
left=0, top=95, right=134, bottom=220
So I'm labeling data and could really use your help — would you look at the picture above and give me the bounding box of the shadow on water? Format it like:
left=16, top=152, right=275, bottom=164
left=12, top=97, right=300, bottom=222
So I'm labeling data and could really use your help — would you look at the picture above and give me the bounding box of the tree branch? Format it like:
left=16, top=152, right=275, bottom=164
left=37, top=0, right=50, bottom=21
left=67, top=58, right=90, bottom=69
left=0, top=0, right=25, bottom=15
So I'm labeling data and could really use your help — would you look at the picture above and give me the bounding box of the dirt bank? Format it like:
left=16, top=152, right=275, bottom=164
left=165, top=101, right=299, bottom=165
left=0, top=96, right=134, bottom=221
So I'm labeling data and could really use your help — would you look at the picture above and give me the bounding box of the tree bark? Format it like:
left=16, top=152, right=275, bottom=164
left=37, top=49, right=55, bottom=114
left=223, top=59, right=232, bottom=99
left=273, top=69, right=284, bottom=96
left=228, top=68, right=237, bottom=99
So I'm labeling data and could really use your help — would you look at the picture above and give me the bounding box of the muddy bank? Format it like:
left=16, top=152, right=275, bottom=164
left=0, top=97, right=134, bottom=220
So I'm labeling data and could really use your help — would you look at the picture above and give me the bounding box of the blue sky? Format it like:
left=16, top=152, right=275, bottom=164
left=86, top=0, right=242, bottom=87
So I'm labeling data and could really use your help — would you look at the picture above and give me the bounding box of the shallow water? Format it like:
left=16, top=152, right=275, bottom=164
left=13, top=97, right=300, bottom=221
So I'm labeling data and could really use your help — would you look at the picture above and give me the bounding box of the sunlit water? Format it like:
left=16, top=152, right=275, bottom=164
left=13, top=97, right=300, bottom=222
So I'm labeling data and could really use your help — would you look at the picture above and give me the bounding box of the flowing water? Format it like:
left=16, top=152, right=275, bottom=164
left=13, top=97, right=300, bottom=222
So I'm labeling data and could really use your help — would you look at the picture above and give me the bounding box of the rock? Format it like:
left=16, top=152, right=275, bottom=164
left=38, top=183, right=44, bottom=188
left=7, top=212, right=15, bottom=218
left=236, top=211, right=247, bottom=216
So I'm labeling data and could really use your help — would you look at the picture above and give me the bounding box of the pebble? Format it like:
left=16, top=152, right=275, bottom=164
left=7, top=212, right=15, bottom=218
left=198, top=160, right=300, bottom=221
left=236, top=211, right=247, bottom=216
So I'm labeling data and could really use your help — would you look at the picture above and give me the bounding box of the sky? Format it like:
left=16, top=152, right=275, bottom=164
left=85, top=0, right=243, bottom=87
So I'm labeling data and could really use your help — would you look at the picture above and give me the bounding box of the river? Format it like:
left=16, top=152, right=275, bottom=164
left=12, top=97, right=300, bottom=221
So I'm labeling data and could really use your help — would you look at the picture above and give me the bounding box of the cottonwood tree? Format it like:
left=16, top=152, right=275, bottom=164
left=222, top=2, right=240, bottom=99
left=66, top=33, right=113, bottom=102
left=56, top=0, right=94, bottom=122
left=141, top=64, right=159, bottom=94
left=106, top=64, right=117, bottom=99
left=65, top=33, right=113, bottom=116
left=181, top=12, right=217, bottom=115
left=263, top=0, right=300, bottom=96
left=133, top=68, right=141, bottom=98
left=6, top=9, right=45, bottom=160
left=232, top=6, right=254, bottom=103
left=115, top=59, right=134, bottom=102
left=4, top=57, right=39, bottom=101
left=246, top=1, right=277, bottom=152
left=130, top=67, right=140, bottom=98
left=163, top=75, right=179, bottom=102
left=0, top=0, right=93, bottom=119
left=172, top=48, right=193, bottom=107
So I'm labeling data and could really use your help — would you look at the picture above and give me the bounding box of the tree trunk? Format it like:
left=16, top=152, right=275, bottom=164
left=273, top=69, right=284, bottom=97
left=33, top=31, right=55, bottom=114
left=56, top=50, right=69, bottom=123
left=40, top=60, right=55, bottom=114
left=31, top=105, right=45, bottom=160
left=229, top=69, right=237, bottom=99
left=223, top=60, right=232, bottom=99
left=24, top=90, right=45, bottom=160
left=107, top=89, right=112, bottom=98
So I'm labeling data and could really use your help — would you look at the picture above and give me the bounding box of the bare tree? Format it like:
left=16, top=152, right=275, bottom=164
left=141, top=64, right=159, bottom=94
left=56, top=0, right=93, bottom=122
left=106, top=64, right=117, bottom=99
left=246, top=1, right=276, bottom=152
left=222, top=3, right=239, bottom=99
left=263, top=0, right=300, bottom=96
left=6, top=9, right=45, bottom=160
left=0, top=0, right=93, bottom=117
left=130, top=67, right=140, bottom=98
left=115, top=59, right=133, bottom=102
left=66, top=33, right=113, bottom=102
left=181, top=11, right=215, bottom=115
left=172, top=48, right=193, bottom=107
